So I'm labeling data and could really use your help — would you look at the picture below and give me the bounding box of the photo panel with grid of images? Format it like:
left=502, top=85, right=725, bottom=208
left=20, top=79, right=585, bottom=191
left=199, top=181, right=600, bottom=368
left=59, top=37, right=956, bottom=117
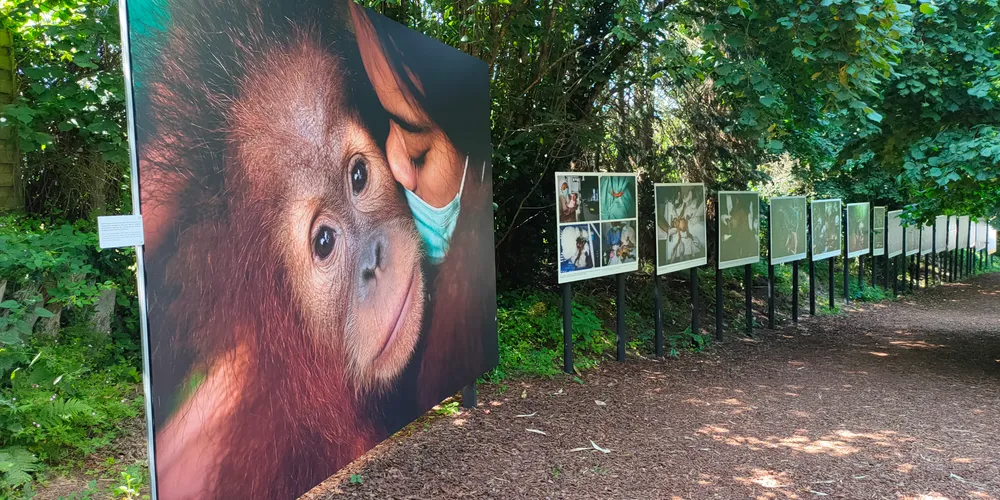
left=556, top=172, right=639, bottom=283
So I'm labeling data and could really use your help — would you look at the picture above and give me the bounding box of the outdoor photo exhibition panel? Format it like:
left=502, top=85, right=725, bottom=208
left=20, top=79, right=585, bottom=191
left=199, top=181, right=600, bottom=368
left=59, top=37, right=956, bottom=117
left=770, top=196, right=808, bottom=265
left=872, top=207, right=887, bottom=256
left=959, top=216, right=971, bottom=249
left=123, top=1, right=498, bottom=497
left=888, top=210, right=904, bottom=258
left=921, top=222, right=933, bottom=255
left=935, top=215, right=948, bottom=252
left=557, top=172, right=639, bottom=283
left=990, top=225, right=997, bottom=255
left=977, top=221, right=989, bottom=251
left=811, top=199, right=842, bottom=261
left=846, top=202, right=870, bottom=258
left=905, top=222, right=920, bottom=256
left=654, top=183, right=707, bottom=274
left=718, top=191, right=760, bottom=270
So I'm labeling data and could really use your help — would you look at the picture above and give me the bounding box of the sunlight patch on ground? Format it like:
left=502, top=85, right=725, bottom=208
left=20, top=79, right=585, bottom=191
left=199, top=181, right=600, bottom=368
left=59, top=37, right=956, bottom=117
left=889, top=340, right=946, bottom=349
left=733, top=469, right=800, bottom=499
left=868, top=351, right=890, bottom=357
left=695, top=427, right=914, bottom=457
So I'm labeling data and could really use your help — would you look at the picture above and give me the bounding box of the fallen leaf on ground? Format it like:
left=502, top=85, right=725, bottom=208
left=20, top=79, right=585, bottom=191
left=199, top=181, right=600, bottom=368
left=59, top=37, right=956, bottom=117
left=591, top=440, right=611, bottom=453
left=515, top=412, right=536, bottom=418
left=525, top=428, right=547, bottom=435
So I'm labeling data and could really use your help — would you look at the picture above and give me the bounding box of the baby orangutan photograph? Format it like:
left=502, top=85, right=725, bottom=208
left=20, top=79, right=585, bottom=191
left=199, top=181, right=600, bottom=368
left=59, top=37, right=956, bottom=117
left=125, top=0, right=497, bottom=498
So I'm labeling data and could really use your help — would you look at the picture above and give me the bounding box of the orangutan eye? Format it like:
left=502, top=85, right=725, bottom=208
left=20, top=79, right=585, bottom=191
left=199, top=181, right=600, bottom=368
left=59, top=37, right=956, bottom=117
left=313, top=225, right=336, bottom=260
left=350, top=156, right=368, bottom=195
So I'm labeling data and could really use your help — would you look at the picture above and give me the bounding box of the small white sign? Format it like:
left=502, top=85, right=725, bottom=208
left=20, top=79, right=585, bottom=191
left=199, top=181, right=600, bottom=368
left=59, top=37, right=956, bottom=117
left=98, top=215, right=145, bottom=249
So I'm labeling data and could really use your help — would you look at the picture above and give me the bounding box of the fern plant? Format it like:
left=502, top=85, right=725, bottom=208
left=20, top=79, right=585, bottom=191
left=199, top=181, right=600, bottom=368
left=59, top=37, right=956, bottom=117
left=0, top=446, right=39, bottom=493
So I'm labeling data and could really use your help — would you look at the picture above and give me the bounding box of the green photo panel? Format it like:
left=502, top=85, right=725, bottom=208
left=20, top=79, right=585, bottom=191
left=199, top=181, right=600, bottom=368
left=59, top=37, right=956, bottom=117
left=872, top=207, right=887, bottom=256
left=810, top=199, right=842, bottom=261
left=769, top=196, right=808, bottom=265
left=718, top=191, right=760, bottom=270
left=887, top=210, right=904, bottom=257
left=846, top=202, right=870, bottom=258
left=655, top=183, right=708, bottom=274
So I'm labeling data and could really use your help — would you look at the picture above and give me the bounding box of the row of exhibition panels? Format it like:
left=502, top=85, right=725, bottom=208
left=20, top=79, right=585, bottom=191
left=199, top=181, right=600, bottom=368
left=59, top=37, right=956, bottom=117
left=554, top=173, right=998, bottom=284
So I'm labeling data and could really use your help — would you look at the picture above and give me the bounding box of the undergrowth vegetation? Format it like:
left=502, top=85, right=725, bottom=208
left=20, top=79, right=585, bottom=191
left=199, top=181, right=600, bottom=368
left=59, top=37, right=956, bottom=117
left=0, top=217, right=143, bottom=496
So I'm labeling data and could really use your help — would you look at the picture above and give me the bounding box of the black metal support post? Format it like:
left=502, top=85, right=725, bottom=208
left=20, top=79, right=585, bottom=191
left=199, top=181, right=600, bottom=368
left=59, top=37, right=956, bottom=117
left=562, top=283, right=573, bottom=374
left=616, top=273, right=626, bottom=362
left=462, top=384, right=477, bottom=408
left=745, top=264, right=753, bottom=335
left=654, top=274, right=663, bottom=358
left=767, top=263, right=775, bottom=329
left=691, top=267, right=700, bottom=336
left=792, top=260, right=799, bottom=323
left=715, top=266, right=723, bottom=341
left=828, top=258, right=835, bottom=310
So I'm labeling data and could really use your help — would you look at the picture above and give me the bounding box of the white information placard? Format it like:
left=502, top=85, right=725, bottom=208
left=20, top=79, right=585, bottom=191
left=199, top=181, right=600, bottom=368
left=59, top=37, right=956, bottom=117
left=97, top=215, right=145, bottom=249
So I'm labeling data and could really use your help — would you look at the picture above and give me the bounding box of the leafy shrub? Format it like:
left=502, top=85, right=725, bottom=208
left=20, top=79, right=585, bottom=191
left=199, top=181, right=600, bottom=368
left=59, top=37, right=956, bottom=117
left=489, top=290, right=612, bottom=380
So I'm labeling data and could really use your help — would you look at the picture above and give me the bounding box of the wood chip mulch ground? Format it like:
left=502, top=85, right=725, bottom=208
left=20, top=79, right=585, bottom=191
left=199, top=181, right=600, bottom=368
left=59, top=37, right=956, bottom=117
left=308, top=273, right=1000, bottom=500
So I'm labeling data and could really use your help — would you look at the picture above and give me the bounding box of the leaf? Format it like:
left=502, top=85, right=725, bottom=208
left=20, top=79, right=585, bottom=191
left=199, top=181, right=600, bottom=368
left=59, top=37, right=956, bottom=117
left=515, top=412, right=537, bottom=418
left=866, top=110, right=883, bottom=123
left=595, top=400, right=606, bottom=406
left=855, top=5, right=871, bottom=16
left=33, top=307, right=54, bottom=318
left=0, top=300, right=19, bottom=309
left=0, top=329, right=20, bottom=345
left=727, top=5, right=742, bottom=15
left=759, top=96, right=777, bottom=107
left=526, top=428, right=548, bottom=435
left=919, top=3, right=936, bottom=15
left=591, top=440, right=611, bottom=453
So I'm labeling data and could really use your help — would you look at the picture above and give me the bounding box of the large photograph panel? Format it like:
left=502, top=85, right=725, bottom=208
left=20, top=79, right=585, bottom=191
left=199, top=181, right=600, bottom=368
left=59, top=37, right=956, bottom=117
left=846, top=202, right=870, bottom=258
left=718, top=191, right=760, bottom=269
left=977, top=221, right=988, bottom=251
left=810, top=199, right=842, bottom=261
left=990, top=225, right=998, bottom=255
left=887, top=210, right=904, bottom=257
left=872, top=207, right=887, bottom=256
left=655, top=183, right=708, bottom=274
left=126, top=1, right=497, bottom=498
left=769, top=196, right=808, bottom=265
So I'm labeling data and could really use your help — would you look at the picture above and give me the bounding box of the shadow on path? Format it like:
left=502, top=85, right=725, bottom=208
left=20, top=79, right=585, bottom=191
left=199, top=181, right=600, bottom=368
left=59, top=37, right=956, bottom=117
left=309, top=274, right=1000, bottom=500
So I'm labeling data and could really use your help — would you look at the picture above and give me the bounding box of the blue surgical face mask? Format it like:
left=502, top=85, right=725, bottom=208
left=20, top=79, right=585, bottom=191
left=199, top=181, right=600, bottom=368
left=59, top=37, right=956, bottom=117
left=405, top=156, right=469, bottom=265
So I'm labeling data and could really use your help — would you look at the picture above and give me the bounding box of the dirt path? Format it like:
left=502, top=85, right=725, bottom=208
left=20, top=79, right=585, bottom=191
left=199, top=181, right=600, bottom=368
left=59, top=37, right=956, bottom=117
left=311, top=275, right=1000, bottom=500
